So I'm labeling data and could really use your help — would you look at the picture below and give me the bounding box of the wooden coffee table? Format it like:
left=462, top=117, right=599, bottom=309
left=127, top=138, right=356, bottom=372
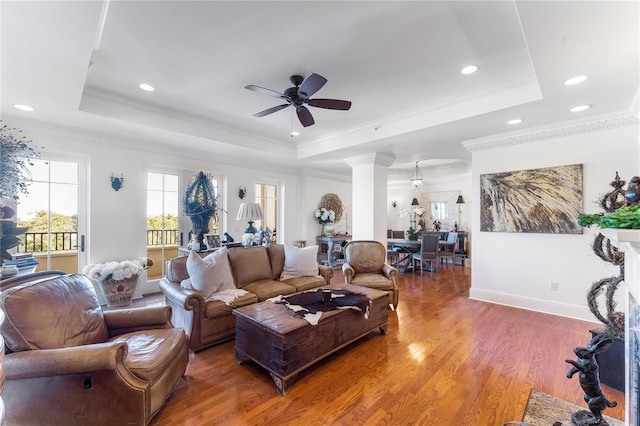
left=233, top=283, right=388, bottom=395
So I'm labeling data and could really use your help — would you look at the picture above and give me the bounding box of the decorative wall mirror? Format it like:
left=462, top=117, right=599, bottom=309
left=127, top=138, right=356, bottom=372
left=430, top=202, right=448, bottom=220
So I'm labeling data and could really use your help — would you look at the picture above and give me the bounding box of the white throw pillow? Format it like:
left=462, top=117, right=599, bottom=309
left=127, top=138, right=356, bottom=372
left=185, top=248, right=235, bottom=297
left=281, top=243, right=319, bottom=280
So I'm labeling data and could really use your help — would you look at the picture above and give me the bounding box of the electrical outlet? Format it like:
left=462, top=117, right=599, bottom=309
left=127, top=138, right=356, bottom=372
left=549, top=281, right=559, bottom=291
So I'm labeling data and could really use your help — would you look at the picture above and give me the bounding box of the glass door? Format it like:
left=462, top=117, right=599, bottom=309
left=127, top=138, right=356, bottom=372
left=16, top=157, right=86, bottom=273
left=146, top=172, right=180, bottom=280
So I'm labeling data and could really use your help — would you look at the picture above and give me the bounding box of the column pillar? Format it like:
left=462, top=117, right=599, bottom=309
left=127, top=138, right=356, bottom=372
left=344, top=153, right=395, bottom=241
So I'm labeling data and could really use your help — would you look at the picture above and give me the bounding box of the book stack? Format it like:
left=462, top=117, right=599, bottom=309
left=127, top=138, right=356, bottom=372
left=4, top=254, right=39, bottom=274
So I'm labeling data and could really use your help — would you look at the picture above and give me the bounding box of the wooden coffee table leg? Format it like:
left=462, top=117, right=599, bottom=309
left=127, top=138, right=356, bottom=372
left=270, top=372, right=297, bottom=396
left=236, top=350, right=250, bottom=365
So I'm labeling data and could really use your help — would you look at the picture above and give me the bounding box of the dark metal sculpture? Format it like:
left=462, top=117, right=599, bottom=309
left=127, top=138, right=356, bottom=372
left=565, top=334, right=617, bottom=425
left=586, top=173, right=626, bottom=339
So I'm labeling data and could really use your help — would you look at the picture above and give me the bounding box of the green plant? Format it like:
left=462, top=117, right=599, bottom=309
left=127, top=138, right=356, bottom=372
left=0, top=124, right=41, bottom=202
left=579, top=205, right=640, bottom=229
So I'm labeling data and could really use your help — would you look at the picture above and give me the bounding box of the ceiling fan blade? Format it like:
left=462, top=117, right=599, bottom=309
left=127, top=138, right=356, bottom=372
left=298, top=73, right=327, bottom=100
left=245, top=85, right=285, bottom=99
left=253, top=104, right=290, bottom=117
left=307, top=98, right=352, bottom=110
left=296, top=106, right=315, bottom=127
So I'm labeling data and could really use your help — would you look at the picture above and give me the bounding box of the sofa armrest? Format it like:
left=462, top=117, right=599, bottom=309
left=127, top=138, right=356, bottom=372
left=104, top=306, right=173, bottom=337
left=159, top=277, right=206, bottom=314
left=318, top=264, right=334, bottom=285
left=381, top=264, right=398, bottom=284
left=5, top=341, right=129, bottom=380
left=342, top=263, right=355, bottom=283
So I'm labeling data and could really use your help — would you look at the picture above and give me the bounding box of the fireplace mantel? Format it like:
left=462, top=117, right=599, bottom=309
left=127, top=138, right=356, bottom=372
left=601, top=228, right=640, bottom=425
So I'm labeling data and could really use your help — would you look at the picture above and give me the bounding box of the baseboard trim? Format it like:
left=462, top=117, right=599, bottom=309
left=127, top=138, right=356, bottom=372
left=468, top=288, right=598, bottom=323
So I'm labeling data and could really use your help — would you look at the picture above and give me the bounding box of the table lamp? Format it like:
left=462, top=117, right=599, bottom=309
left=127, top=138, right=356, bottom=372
left=236, top=202, right=263, bottom=234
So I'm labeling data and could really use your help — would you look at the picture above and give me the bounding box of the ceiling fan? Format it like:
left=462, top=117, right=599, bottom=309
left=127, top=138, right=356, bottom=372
left=245, top=73, right=352, bottom=127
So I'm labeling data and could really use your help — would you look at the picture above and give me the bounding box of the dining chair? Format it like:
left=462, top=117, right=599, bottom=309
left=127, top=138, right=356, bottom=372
left=392, top=230, right=405, bottom=239
left=439, top=232, right=458, bottom=266
left=411, top=234, right=440, bottom=276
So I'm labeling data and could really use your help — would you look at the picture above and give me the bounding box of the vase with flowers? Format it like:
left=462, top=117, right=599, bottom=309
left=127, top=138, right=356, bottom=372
left=83, top=258, right=152, bottom=307
left=315, top=207, right=336, bottom=236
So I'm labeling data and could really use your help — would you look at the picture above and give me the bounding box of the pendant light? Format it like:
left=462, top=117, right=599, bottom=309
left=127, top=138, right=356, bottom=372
left=410, top=162, right=423, bottom=190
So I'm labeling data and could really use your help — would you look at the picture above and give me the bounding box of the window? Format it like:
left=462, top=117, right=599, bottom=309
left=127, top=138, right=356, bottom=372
left=146, top=172, right=179, bottom=279
left=255, top=183, right=278, bottom=242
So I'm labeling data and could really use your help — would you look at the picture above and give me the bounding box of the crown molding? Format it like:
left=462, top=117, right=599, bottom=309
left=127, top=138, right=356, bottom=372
left=1, top=115, right=314, bottom=178
left=344, top=152, right=396, bottom=167
left=462, top=112, right=638, bottom=152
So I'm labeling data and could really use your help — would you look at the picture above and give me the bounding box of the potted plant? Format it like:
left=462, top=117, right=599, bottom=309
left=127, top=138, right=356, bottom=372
left=0, top=124, right=41, bottom=265
left=83, top=258, right=152, bottom=307
left=183, top=172, right=217, bottom=251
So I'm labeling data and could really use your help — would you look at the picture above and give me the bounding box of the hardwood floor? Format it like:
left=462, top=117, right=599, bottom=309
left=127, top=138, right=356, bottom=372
left=144, top=264, right=625, bottom=425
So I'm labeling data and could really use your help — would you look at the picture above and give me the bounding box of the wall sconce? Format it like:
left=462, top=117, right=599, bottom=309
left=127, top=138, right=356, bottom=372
left=391, top=200, right=397, bottom=208
left=110, top=173, right=124, bottom=191
left=238, top=186, right=247, bottom=199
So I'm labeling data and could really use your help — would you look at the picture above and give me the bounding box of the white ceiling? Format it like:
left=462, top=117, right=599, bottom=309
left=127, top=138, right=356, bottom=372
left=1, top=1, right=638, bottom=182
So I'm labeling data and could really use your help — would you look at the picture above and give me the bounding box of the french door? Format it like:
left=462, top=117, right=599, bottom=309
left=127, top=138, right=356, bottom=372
left=17, top=156, right=87, bottom=273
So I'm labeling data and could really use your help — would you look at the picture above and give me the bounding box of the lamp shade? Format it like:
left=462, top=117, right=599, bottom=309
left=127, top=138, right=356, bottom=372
left=236, top=203, right=263, bottom=221
left=456, top=195, right=465, bottom=204
left=411, top=198, right=419, bottom=206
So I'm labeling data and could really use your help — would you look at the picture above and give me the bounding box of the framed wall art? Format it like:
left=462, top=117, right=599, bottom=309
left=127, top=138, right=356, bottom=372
left=480, top=164, right=583, bottom=234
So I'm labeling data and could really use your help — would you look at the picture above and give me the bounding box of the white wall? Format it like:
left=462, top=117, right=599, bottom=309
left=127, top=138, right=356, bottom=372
left=469, top=124, right=639, bottom=321
left=301, top=174, right=352, bottom=246
left=17, top=123, right=350, bottom=295
left=387, top=169, right=472, bottom=234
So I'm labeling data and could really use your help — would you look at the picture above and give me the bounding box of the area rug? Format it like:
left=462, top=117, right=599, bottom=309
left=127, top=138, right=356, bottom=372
left=521, top=389, right=624, bottom=426
left=269, top=289, right=370, bottom=325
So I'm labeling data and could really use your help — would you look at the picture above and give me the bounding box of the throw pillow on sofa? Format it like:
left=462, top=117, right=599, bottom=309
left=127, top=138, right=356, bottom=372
left=281, top=243, right=319, bottom=280
left=184, top=248, right=235, bottom=297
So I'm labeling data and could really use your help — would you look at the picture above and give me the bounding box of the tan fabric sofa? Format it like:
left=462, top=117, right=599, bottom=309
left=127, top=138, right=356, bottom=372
left=159, top=244, right=334, bottom=351
left=0, top=272, right=189, bottom=425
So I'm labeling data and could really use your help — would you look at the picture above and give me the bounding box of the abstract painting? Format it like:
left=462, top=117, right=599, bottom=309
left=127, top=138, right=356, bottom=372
left=480, top=164, right=583, bottom=234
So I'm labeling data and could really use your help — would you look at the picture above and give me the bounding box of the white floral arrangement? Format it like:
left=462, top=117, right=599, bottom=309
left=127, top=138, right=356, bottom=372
left=315, top=207, right=336, bottom=225
left=83, top=258, right=149, bottom=283
left=413, top=206, right=425, bottom=217
left=242, top=233, right=260, bottom=246
left=398, top=208, right=410, bottom=219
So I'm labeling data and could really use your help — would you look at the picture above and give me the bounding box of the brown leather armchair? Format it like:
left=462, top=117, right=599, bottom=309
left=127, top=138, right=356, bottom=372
left=0, top=273, right=189, bottom=425
left=342, top=240, right=399, bottom=309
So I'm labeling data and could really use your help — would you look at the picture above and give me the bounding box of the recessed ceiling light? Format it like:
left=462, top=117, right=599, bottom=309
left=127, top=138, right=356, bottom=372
left=14, top=104, right=34, bottom=112
left=571, top=104, right=591, bottom=112
left=290, top=131, right=300, bottom=137
left=461, top=65, right=479, bottom=75
left=507, top=119, right=523, bottom=125
left=139, top=83, right=155, bottom=92
left=564, top=75, right=588, bottom=86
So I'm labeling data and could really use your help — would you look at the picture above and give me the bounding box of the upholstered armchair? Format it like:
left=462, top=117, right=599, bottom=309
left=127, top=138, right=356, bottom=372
left=342, top=240, right=399, bottom=309
left=0, top=273, right=189, bottom=425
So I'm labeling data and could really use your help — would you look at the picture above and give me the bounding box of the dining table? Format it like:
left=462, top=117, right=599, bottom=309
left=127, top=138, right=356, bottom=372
left=387, top=237, right=454, bottom=272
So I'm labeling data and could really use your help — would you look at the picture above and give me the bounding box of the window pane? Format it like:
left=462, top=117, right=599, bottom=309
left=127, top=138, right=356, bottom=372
left=50, top=161, right=77, bottom=184
left=147, top=173, right=164, bottom=190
